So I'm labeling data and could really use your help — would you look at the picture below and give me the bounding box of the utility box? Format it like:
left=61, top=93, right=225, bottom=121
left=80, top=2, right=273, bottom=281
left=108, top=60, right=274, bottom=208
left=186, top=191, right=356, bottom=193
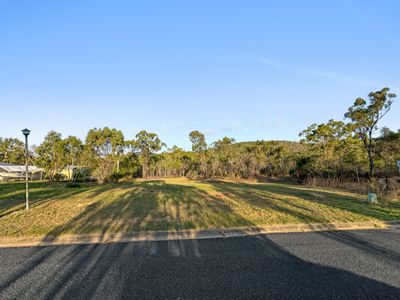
left=397, top=160, right=400, bottom=174
left=368, top=193, right=378, bottom=204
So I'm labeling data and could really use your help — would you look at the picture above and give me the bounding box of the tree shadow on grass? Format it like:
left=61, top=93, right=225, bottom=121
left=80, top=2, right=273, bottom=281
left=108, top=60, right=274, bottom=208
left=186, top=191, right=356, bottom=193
left=207, top=180, right=400, bottom=223
left=208, top=180, right=330, bottom=224
left=259, top=183, right=400, bottom=220
left=1, top=232, right=400, bottom=299
left=0, top=183, right=112, bottom=218
left=39, top=180, right=255, bottom=238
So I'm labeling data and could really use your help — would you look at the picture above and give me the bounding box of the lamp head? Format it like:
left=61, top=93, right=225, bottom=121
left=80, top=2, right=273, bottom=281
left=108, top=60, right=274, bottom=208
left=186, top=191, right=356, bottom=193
left=22, top=128, right=31, bottom=136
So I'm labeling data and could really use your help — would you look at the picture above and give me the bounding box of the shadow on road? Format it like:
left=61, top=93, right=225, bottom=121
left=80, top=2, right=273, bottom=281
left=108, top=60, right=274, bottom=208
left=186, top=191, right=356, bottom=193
left=1, top=232, right=399, bottom=299
left=318, top=230, right=400, bottom=265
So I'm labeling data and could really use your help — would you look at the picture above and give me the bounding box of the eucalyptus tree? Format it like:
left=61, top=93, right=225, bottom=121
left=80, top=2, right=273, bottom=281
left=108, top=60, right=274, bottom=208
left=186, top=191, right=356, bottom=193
left=189, top=130, right=208, bottom=177
left=35, top=131, right=66, bottom=181
left=85, top=127, right=125, bottom=158
left=0, top=137, right=26, bottom=164
left=211, top=137, right=236, bottom=177
left=345, top=87, right=396, bottom=177
left=133, top=130, right=165, bottom=178
left=63, top=136, right=84, bottom=181
left=261, top=142, right=287, bottom=177
left=300, top=119, right=354, bottom=176
left=376, top=127, right=400, bottom=178
left=189, top=131, right=207, bottom=152
left=84, top=127, right=125, bottom=183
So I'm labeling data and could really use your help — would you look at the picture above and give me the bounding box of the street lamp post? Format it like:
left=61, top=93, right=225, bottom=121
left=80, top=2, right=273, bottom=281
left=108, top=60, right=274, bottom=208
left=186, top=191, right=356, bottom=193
left=22, top=128, right=30, bottom=210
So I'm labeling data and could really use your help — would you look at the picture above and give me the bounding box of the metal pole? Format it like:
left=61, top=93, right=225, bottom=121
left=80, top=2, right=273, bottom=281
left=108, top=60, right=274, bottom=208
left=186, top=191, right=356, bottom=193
left=25, top=134, right=29, bottom=210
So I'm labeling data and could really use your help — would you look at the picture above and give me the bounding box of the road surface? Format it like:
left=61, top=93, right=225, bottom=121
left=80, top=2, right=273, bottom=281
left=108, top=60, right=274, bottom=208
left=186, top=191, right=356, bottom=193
left=1, top=228, right=400, bottom=299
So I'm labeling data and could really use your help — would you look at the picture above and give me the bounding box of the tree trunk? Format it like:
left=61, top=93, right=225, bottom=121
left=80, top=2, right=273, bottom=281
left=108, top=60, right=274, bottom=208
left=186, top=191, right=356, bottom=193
left=367, top=131, right=374, bottom=178
left=367, top=145, right=374, bottom=177
left=142, top=154, right=149, bottom=178
left=356, top=166, right=360, bottom=182
left=385, top=160, right=389, bottom=191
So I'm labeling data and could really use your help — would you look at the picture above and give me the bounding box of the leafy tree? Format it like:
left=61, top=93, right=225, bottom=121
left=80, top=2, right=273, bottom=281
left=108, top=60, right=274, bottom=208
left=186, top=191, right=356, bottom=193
left=342, top=137, right=367, bottom=182
left=119, top=152, right=141, bottom=179
left=63, top=136, right=84, bottom=181
left=159, top=146, right=192, bottom=177
left=85, top=127, right=125, bottom=158
left=189, top=131, right=207, bottom=177
left=84, top=127, right=125, bottom=183
left=300, top=119, right=354, bottom=176
left=300, top=120, right=350, bottom=155
left=189, top=131, right=207, bottom=152
left=376, top=127, right=400, bottom=179
left=345, top=87, right=396, bottom=177
left=211, top=137, right=236, bottom=177
left=213, top=137, right=236, bottom=149
left=35, top=131, right=66, bottom=180
left=133, top=130, right=165, bottom=178
left=0, top=138, right=26, bottom=164
left=259, top=142, right=288, bottom=177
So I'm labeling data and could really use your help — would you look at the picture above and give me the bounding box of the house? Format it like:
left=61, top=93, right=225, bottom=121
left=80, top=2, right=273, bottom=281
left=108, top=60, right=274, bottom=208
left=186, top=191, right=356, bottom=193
left=0, top=162, right=44, bottom=181
left=61, top=165, right=89, bottom=181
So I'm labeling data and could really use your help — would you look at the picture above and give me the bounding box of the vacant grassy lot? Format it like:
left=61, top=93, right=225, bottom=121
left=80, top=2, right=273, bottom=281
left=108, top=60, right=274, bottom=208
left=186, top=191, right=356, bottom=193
left=0, top=177, right=399, bottom=237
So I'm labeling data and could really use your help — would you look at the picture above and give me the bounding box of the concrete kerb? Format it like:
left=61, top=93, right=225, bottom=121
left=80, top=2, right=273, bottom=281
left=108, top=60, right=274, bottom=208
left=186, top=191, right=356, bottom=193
left=0, top=221, right=399, bottom=248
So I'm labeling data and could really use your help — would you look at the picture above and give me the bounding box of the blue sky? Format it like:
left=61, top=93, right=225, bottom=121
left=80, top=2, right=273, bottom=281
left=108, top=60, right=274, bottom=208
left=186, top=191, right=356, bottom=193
left=1, top=0, right=399, bottom=149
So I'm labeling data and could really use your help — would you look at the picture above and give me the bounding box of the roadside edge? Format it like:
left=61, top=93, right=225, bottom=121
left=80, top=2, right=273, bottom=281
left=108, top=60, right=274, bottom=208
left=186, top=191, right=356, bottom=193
left=1, top=221, right=399, bottom=248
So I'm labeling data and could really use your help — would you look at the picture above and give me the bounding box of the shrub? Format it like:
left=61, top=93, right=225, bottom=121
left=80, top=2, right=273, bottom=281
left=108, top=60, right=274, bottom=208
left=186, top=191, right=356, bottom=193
left=65, top=182, right=81, bottom=188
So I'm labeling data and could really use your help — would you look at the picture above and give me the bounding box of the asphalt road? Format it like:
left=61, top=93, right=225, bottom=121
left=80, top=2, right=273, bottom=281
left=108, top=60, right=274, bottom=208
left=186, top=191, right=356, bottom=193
left=1, top=228, right=400, bottom=299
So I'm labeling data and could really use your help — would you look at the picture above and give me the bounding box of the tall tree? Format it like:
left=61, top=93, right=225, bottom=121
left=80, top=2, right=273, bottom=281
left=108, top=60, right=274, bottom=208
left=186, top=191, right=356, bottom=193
left=35, top=131, right=66, bottom=180
left=189, top=131, right=207, bottom=152
left=84, top=127, right=125, bottom=183
left=211, top=137, right=236, bottom=177
left=345, top=87, right=396, bottom=177
left=0, top=138, right=26, bottom=164
left=133, top=131, right=165, bottom=178
left=300, top=119, right=354, bottom=175
left=63, top=136, right=84, bottom=181
left=376, top=127, right=400, bottom=181
left=189, top=131, right=208, bottom=177
left=85, top=127, right=125, bottom=158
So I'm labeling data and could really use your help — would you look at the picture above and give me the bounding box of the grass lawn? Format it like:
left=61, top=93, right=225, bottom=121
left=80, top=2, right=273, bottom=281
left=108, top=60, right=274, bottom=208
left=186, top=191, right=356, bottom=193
left=0, top=177, right=399, bottom=237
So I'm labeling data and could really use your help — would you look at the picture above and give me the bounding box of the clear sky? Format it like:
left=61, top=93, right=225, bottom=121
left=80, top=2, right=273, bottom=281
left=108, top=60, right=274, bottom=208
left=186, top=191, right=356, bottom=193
left=1, top=0, right=399, bottom=149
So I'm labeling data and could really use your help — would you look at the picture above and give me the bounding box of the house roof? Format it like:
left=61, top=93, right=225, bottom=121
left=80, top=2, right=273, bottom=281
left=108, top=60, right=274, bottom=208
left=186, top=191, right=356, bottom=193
left=0, top=162, right=43, bottom=173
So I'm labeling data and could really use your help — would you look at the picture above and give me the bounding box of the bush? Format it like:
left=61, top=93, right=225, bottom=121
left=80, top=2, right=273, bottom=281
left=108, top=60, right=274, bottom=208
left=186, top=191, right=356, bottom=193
left=65, top=182, right=81, bottom=188
left=110, top=172, right=123, bottom=183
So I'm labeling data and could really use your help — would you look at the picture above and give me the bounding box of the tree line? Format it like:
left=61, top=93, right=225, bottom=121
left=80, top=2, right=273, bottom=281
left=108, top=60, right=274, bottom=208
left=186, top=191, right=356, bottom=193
left=0, top=87, right=399, bottom=185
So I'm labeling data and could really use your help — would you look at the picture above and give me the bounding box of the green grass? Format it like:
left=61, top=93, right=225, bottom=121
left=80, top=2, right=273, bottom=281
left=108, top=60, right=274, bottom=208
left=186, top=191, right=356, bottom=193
left=0, top=177, right=399, bottom=237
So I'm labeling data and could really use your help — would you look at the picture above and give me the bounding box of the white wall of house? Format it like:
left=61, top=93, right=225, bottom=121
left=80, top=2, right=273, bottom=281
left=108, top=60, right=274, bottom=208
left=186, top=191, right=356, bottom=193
left=0, top=163, right=43, bottom=181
